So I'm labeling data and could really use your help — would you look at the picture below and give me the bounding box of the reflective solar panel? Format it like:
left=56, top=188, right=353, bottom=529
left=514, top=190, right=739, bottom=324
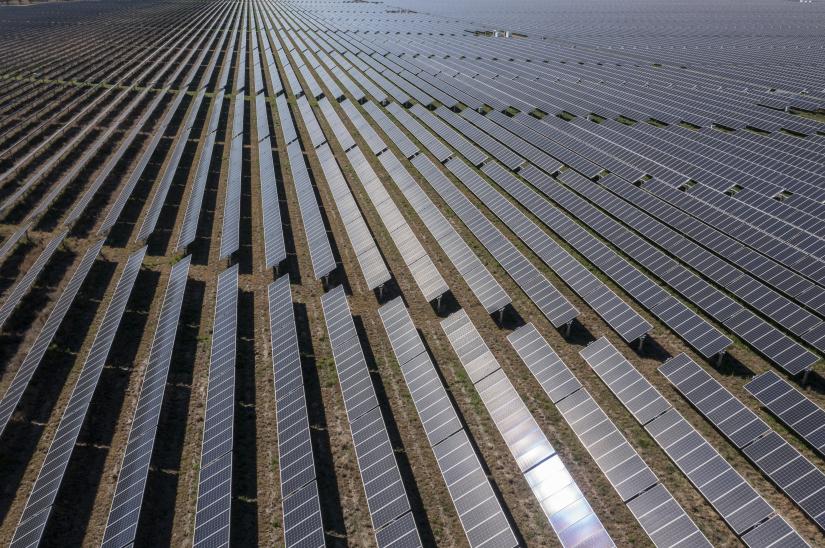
left=440, top=310, right=611, bottom=547
left=11, top=246, right=146, bottom=548
left=194, top=265, right=238, bottom=548
left=508, top=324, right=706, bottom=546
left=102, top=256, right=190, bottom=548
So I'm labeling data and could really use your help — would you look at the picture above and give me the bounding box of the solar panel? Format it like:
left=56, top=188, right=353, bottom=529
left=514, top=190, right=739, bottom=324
left=507, top=324, right=581, bottom=403
left=277, top=93, right=298, bottom=145
left=645, top=408, right=776, bottom=536
left=318, top=97, right=356, bottom=151
left=386, top=102, right=452, bottom=162
left=350, top=406, right=416, bottom=532
left=374, top=511, right=421, bottom=548
left=660, top=354, right=769, bottom=448
left=137, top=88, right=207, bottom=242
left=745, top=370, right=825, bottom=459
left=178, top=89, right=226, bottom=251
left=478, top=162, right=651, bottom=343
left=415, top=155, right=578, bottom=327
left=379, top=151, right=510, bottom=314
left=362, top=102, right=417, bottom=159
left=580, top=337, right=671, bottom=425
left=11, top=246, right=146, bottom=548
left=741, top=515, right=810, bottom=548
left=743, top=432, right=825, bottom=531
left=319, top=287, right=420, bottom=543
left=507, top=324, right=707, bottom=546
left=0, top=229, right=66, bottom=330
left=340, top=99, right=387, bottom=155
left=220, top=92, right=244, bottom=260
left=101, top=256, right=191, bottom=548
left=288, top=140, right=336, bottom=280
left=409, top=104, right=487, bottom=166
left=625, top=484, right=712, bottom=548
left=660, top=354, right=825, bottom=530
left=0, top=239, right=103, bottom=439
left=344, top=146, right=447, bottom=302
left=194, top=264, right=238, bottom=548
left=315, top=142, right=390, bottom=290
left=282, top=481, right=325, bottom=548
left=378, top=298, right=461, bottom=445
left=320, top=285, right=379, bottom=422
left=259, top=128, right=287, bottom=269
left=296, top=96, right=327, bottom=149
left=440, top=310, right=611, bottom=547
left=0, top=221, right=31, bottom=262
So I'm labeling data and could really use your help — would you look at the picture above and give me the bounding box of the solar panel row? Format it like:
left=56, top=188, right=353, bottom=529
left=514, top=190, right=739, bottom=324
left=580, top=338, right=806, bottom=544
left=379, top=151, right=511, bottom=314
left=267, top=275, right=325, bottom=547
left=378, top=297, right=517, bottom=547
left=194, top=264, right=238, bottom=547
left=661, top=354, right=825, bottom=531
left=102, top=256, right=191, bottom=548
left=137, top=88, right=208, bottom=243
left=0, top=229, right=67, bottom=330
left=521, top=167, right=730, bottom=358
left=287, top=140, right=336, bottom=280
left=441, top=310, right=612, bottom=547
left=473, top=161, right=651, bottom=342
left=315, top=143, right=390, bottom=290
left=220, top=92, right=245, bottom=260
left=345, top=146, right=448, bottom=302
left=415, top=155, right=578, bottom=327
left=0, top=239, right=103, bottom=439
left=11, top=246, right=147, bottom=548
left=745, top=371, right=825, bottom=459
left=508, top=324, right=709, bottom=547
left=319, top=286, right=421, bottom=546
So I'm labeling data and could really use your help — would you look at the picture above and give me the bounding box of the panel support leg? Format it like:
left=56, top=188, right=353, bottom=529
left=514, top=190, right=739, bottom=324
left=565, top=321, right=572, bottom=338
left=637, top=334, right=646, bottom=352
left=716, top=351, right=726, bottom=367
left=378, top=284, right=384, bottom=300
left=436, top=294, right=442, bottom=312
left=498, top=308, right=504, bottom=324
left=803, top=368, right=811, bottom=387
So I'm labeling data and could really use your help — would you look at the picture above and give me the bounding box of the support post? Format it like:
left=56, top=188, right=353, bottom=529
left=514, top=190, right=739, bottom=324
left=565, top=321, right=572, bottom=338
left=802, top=368, right=811, bottom=387
left=637, top=334, right=646, bottom=352
left=378, top=284, right=384, bottom=300
left=716, top=351, right=725, bottom=367
left=498, top=308, right=504, bottom=324
left=437, top=294, right=443, bottom=312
